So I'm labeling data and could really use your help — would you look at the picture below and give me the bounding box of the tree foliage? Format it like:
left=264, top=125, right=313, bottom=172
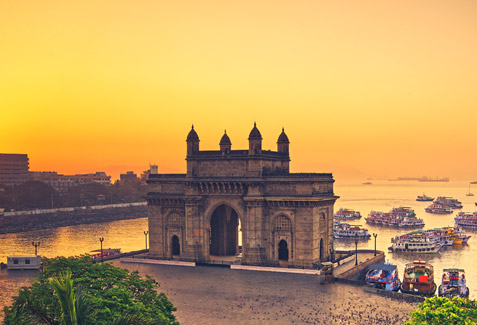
left=3, top=256, right=178, bottom=324
left=406, top=296, right=477, bottom=325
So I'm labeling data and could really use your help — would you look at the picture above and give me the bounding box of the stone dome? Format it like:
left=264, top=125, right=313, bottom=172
left=277, top=128, right=289, bottom=143
left=248, top=122, right=262, bottom=140
left=219, top=130, right=231, bottom=145
left=186, top=125, right=199, bottom=141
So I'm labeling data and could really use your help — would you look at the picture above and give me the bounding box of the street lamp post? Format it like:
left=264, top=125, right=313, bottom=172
left=354, top=237, right=358, bottom=266
left=373, top=233, right=378, bottom=256
left=99, top=237, right=104, bottom=263
left=32, top=242, right=40, bottom=256
left=144, top=231, right=149, bottom=250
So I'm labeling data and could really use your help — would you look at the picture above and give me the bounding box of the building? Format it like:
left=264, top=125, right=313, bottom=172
left=120, top=171, right=139, bottom=182
left=147, top=124, right=338, bottom=268
left=0, top=154, right=30, bottom=186
left=141, top=165, right=158, bottom=182
left=30, top=171, right=111, bottom=194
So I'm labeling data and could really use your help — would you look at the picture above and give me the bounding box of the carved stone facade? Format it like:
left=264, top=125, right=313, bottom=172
left=147, top=124, right=338, bottom=268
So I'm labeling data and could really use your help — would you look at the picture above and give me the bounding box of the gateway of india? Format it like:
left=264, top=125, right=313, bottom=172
left=147, top=124, right=338, bottom=268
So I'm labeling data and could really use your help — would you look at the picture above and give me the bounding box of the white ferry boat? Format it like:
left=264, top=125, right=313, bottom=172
left=416, top=194, right=434, bottom=202
left=434, top=196, right=463, bottom=209
left=7, top=255, right=42, bottom=270
left=334, top=208, right=361, bottom=220
left=389, top=233, right=442, bottom=253
left=333, top=222, right=370, bottom=239
left=455, top=211, right=477, bottom=229
left=425, top=203, right=453, bottom=214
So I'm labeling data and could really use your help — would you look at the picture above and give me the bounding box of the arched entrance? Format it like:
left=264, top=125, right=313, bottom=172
left=278, top=240, right=289, bottom=261
left=319, top=238, right=324, bottom=261
left=171, top=235, right=180, bottom=256
left=210, top=204, right=239, bottom=256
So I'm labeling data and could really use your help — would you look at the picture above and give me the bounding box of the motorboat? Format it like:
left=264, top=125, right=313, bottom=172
left=438, top=268, right=469, bottom=298
left=365, top=263, right=401, bottom=291
left=400, top=260, right=437, bottom=296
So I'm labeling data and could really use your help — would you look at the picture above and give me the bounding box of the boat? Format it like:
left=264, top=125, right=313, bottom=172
left=425, top=227, right=468, bottom=246
left=389, top=232, right=441, bottom=253
left=400, top=260, right=437, bottom=296
left=6, top=255, right=42, bottom=270
left=365, top=263, right=401, bottom=291
left=90, top=248, right=121, bottom=260
left=362, top=182, right=372, bottom=185
left=467, top=184, right=474, bottom=197
left=434, top=197, right=463, bottom=209
left=425, top=203, right=453, bottom=214
left=333, top=222, right=371, bottom=239
left=438, top=269, right=469, bottom=298
left=418, top=177, right=450, bottom=182
left=366, top=208, right=424, bottom=228
left=334, top=208, right=361, bottom=220
left=455, top=211, right=477, bottom=229
left=416, top=194, right=434, bottom=202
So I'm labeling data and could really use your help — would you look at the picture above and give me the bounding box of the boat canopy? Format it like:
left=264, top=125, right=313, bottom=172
left=367, top=264, right=397, bottom=272
left=443, top=268, right=465, bottom=272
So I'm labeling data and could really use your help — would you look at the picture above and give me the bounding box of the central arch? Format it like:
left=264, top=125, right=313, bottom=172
left=209, top=204, right=240, bottom=256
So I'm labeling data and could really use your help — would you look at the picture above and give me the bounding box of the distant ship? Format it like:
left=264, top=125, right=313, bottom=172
left=418, top=177, right=450, bottom=182
left=362, top=182, right=372, bottom=185
left=467, top=184, right=474, bottom=197
left=389, top=176, right=450, bottom=182
left=417, top=194, right=434, bottom=202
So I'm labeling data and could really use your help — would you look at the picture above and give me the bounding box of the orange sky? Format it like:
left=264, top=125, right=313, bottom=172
left=1, top=1, right=476, bottom=181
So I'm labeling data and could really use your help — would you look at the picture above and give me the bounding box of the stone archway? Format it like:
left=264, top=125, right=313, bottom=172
left=278, top=240, right=289, bottom=261
left=209, top=204, right=239, bottom=256
left=171, top=235, right=180, bottom=256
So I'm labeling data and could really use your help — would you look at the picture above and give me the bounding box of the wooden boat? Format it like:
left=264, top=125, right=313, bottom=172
left=400, top=260, right=437, bottom=296
left=7, top=255, right=42, bottom=270
left=438, top=269, right=469, bottom=298
left=365, top=263, right=401, bottom=291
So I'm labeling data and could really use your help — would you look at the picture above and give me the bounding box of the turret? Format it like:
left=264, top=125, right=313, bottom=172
left=219, top=130, right=231, bottom=153
left=277, top=127, right=289, bottom=155
left=186, top=125, right=200, bottom=156
left=248, top=122, right=262, bottom=155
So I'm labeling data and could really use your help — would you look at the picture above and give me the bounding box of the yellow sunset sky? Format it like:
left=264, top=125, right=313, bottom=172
left=1, top=1, right=476, bottom=181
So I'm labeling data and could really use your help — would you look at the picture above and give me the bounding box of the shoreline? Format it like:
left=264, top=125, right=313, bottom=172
left=0, top=203, right=147, bottom=235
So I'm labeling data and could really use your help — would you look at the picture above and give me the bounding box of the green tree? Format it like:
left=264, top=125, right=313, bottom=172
left=406, top=296, right=477, bottom=324
left=3, top=256, right=178, bottom=325
left=12, top=181, right=58, bottom=210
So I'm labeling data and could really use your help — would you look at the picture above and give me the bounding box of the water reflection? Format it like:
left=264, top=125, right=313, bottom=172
left=0, top=218, right=148, bottom=262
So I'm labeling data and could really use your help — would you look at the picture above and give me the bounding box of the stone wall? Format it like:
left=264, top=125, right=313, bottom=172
left=0, top=204, right=147, bottom=234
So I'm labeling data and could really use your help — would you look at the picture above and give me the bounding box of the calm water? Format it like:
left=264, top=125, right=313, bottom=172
left=1, top=181, right=477, bottom=305
left=334, top=180, right=477, bottom=299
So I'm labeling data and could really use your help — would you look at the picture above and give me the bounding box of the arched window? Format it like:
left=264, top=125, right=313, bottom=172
left=168, top=212, right=181, bottom=227
left=275, top=215, right=291, bottom=231
left=321, top=213, right=326, bottom=221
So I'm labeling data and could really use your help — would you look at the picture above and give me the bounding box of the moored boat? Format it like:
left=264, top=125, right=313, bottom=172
left=417, top=194, right=434, bottom=202
left=438, top=269, right=469, bottom=298
left=366, top=208, right=424, bottom=228
left=434, top=196, right=463, bottom=209
left=365, top=263, right=401, bottom=291
left=334, top=208, right=361, bottom=220
left=389, top=232, right=441, bottom=253
left=455, top=211, right=477, bottom=229
left=400, top=260, right=437, bottom=296
left=7, top=255, right=42, bottom=270
left=333, top=222, right=371, bottom=239
left=425, top=203, right=453, bottom=214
